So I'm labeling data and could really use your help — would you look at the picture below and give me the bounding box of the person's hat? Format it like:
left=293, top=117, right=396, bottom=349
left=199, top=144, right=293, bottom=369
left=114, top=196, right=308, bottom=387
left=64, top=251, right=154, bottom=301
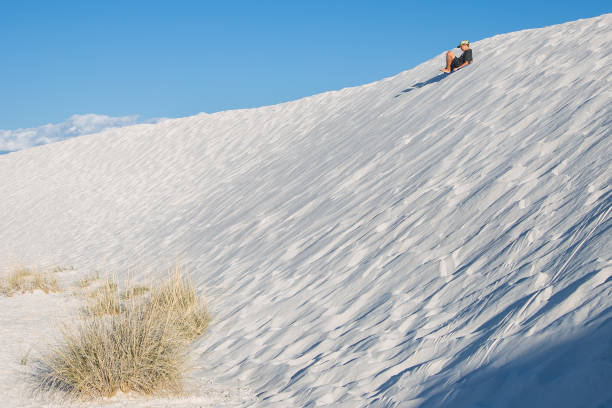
left=457, top=40, right=470, bottom=48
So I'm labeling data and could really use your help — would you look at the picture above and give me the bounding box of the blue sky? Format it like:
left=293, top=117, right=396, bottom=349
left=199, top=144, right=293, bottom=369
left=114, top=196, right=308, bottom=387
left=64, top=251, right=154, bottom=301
left=1, top=0, right=609, bottom=130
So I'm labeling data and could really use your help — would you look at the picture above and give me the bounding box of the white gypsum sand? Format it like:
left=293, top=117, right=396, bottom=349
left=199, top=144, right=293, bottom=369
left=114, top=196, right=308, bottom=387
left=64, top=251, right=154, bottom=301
left=1, top=14, right=611, bottom=407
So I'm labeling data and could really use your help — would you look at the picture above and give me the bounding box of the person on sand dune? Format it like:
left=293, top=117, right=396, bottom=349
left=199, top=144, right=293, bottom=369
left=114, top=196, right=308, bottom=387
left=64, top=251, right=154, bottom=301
left=441, top=40, right=473, bottom=73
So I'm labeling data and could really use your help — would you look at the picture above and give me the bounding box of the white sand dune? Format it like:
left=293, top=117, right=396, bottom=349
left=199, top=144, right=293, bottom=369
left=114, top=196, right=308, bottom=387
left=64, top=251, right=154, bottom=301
left=1, top=14, right=611, bottom=407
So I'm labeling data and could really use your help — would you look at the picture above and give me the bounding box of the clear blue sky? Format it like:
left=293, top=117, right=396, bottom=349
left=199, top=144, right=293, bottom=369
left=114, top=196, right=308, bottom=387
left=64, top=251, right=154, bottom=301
left=1, top=0, right=609, bottom=129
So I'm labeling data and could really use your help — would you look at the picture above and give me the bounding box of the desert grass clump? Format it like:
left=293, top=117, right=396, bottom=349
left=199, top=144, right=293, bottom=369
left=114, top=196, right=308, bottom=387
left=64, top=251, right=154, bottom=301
left=36, top=268, right=210, bottom=399
left=121, top=285, right=150, bottom=300
left=52, top=266, right=75, bottom=273
left=76, top=272, right=100, bottom=289
left=37, top=300, right=186, bottom=398
left=83, top=278, right=122, bottom=317
left=148, top=268, right=210, bottom=341
left=0, top=267, right=61, bottom=296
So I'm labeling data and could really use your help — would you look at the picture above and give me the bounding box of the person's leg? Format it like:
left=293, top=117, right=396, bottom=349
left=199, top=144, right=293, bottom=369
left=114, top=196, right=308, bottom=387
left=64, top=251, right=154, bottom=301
left=441, top=51, right=455, bottom=73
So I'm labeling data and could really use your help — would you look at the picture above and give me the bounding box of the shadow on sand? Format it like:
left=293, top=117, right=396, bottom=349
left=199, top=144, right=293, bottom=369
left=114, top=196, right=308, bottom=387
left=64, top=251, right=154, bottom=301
left=369, top=315, right=612, bottom=407
left=394, top=73, right=449, bottom=97
left=418, top=315, right=612, bottom=407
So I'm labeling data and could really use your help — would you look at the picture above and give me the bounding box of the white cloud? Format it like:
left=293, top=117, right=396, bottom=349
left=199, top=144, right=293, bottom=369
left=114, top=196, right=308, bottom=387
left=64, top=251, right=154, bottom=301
left=0, top=114, right=165, bottom=153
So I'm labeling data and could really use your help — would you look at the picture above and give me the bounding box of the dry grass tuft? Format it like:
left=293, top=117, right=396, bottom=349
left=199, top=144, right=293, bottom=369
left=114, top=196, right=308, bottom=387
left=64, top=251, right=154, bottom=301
left=35, top=267, right=210, bottom=399
left=83, top=278, right=122, bottom=317
left=52, top=266, right=75, bottom=273
left=121, top=285, right=150, bottom=300
left=148, top=268, right=210, bottom=341
left=37, top=300, right=186, bottom=397
left=0, top=267, right=61, bottom=296
left=76, top=273, right=100, bottom=289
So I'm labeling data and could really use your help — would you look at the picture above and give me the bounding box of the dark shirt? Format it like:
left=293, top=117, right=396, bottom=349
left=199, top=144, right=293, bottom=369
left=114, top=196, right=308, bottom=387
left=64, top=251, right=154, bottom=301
left=455, top=49, right=473, bottom=66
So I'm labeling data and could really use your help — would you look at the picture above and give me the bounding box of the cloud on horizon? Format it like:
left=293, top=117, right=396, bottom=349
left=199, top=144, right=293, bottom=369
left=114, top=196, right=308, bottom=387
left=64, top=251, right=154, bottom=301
left=0, top=114, right=165, bottom=153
